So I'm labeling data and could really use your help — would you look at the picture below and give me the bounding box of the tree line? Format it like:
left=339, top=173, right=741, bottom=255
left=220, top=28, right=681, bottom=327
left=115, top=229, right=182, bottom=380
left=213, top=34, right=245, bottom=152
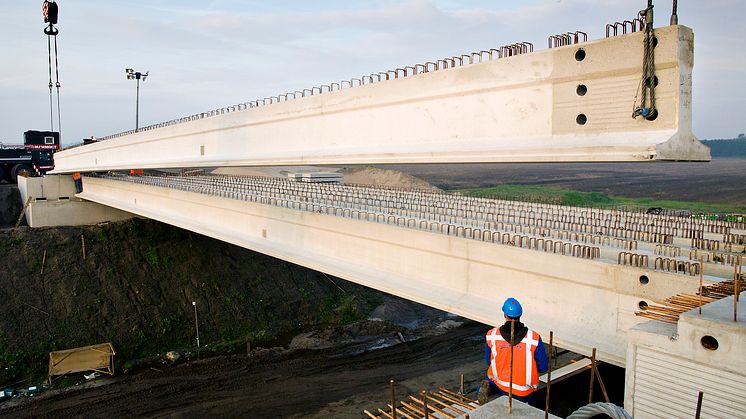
left=701, top=135, right=746, bottom=158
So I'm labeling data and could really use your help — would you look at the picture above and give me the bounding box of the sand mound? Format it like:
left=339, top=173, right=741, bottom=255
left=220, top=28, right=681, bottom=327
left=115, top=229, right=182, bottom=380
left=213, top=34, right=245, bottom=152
left=210, top=165, right=438, bottom=190
left=342, top=167, right=439, bottom=190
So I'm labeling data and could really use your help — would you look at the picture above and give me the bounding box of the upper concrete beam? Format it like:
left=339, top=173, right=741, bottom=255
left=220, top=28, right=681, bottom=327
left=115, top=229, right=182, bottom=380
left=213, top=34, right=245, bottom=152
left=52, top=25, right=708, bottom=173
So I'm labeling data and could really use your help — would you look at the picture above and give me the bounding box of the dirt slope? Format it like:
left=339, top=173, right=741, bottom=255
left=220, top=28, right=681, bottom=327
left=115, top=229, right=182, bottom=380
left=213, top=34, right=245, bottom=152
left=0, top=219, right=383, bottom=384
left=0, top=185, right=22, bottom=227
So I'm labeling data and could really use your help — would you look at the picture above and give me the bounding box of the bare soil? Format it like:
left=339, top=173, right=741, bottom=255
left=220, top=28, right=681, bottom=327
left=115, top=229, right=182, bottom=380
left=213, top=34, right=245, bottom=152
left=382, top=158, right=746, bottom=205
left=0, top=219, right=384, bottom=385
left=0, top=185, right=22, bottom=227
left=0, top=322, right=487, bottom=419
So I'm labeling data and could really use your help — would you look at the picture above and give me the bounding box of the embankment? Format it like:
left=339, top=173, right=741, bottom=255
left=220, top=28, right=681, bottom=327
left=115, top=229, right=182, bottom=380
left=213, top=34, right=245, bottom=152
left=0, top=218, right=383, bottom=384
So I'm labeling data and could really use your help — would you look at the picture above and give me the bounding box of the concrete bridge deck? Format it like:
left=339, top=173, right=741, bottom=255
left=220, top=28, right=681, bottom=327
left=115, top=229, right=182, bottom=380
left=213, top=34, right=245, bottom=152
left=70, top=173, right=743, bottom=367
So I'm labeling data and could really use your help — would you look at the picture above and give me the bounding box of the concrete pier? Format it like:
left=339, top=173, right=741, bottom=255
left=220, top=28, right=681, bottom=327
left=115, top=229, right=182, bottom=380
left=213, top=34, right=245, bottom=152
left=17, top=175, right=134, bottom=227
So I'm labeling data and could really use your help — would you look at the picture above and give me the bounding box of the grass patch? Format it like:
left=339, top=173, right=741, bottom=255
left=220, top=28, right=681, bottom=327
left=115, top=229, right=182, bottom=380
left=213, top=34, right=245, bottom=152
left=454, top=184, right=746, bottom=214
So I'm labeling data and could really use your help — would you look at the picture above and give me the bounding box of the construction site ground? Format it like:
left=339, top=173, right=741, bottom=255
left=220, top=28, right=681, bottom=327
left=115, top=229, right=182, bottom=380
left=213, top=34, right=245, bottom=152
left=0, top=319, right=623, bottom=418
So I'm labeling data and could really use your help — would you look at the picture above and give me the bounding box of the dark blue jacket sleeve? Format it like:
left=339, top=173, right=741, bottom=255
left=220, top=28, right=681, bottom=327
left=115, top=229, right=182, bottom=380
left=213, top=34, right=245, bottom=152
left=484, top=343, right=491, bottom=366
left=534, top=336, right=549, bottom=373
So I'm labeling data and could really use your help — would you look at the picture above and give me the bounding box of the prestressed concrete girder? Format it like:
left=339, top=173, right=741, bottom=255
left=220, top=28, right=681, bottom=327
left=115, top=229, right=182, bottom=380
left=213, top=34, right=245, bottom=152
left=53, top=25, right=708, bottom=174
left=77, top=176, right=708, bottom=366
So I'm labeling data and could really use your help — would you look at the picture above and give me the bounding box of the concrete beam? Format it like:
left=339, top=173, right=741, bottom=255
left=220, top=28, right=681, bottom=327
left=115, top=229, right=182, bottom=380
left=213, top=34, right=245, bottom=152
left=52, top=25, right=708, bottom=174
left=625, top=297, right=746, bottom=418
left=77, top=176, right=708, bottom=366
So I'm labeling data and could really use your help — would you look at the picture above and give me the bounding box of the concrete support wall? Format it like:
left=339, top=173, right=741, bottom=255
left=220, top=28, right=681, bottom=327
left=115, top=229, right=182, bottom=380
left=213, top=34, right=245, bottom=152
left=52, top=26, right=708, bottom=173
left=77, top=176, right=708, bottom=366
left=17, top=175, right=134, bottom=227
left=625, top=297, right=746, bottom=418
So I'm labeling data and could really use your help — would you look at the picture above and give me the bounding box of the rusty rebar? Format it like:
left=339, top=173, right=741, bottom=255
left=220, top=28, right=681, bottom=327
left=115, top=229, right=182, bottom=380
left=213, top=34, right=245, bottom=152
left=588, top=348, right=596, bottom=403
left=695, top=391, right=703, bottom=419
left=390, top=380, right=397, bottom=419
left=545, top=331, right=553, bottom=419
left=591, top=350, right=610, bottom=403
left=422, top=390, right=429, bottom=419
left=700, top=257, right=704, bottom=315
left=735, top=257, right=741, bottom=322
left=671, top=0, right=678, bottom=25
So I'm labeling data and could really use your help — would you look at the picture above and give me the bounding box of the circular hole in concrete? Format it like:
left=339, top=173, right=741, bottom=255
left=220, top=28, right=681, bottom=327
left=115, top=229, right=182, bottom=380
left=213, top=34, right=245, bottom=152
left=575, top=49, right=586, bottom=62
left=576, top=114, right=588, bottom=125
left=638, top=301, right=648, bottom=310
left=645, top=75, right=659, bottom=88
left=701, top=335, right=719, bottom=350
left=576, top=84, right=588, bottom=96
left=645, top=108, right=659, bottom=121
left=639, top=275, right=649, bottom=285
left=653, top=36, right=659, bottom=48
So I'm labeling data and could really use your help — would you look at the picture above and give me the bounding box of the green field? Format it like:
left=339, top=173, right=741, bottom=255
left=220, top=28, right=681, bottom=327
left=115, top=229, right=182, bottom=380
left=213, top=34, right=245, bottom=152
left=453, top=184, right=746, bottom=215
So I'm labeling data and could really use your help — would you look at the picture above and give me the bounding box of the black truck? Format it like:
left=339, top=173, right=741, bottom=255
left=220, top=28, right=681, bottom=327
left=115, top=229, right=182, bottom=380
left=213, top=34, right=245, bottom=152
left=0, top=130, right=59, bottom=183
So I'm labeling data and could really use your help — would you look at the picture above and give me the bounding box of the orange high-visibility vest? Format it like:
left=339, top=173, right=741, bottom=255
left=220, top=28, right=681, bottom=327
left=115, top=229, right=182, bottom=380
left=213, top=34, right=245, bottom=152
left=486, top=327, right=541, bottom=396
left=72, top=172, right=81, bottom=180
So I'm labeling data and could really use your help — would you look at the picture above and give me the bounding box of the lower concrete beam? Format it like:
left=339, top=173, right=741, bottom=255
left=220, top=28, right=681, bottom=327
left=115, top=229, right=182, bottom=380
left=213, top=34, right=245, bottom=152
left=75, top=176, right=707, bottom=366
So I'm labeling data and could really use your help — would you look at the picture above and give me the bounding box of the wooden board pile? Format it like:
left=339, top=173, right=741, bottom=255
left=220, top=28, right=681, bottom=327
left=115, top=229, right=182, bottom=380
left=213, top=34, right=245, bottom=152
left=364, top=387, right=478, bottom=419
left=636, top=270, right=744, bottom=324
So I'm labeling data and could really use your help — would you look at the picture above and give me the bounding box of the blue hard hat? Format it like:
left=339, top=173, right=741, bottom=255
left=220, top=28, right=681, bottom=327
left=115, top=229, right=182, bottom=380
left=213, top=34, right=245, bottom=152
left=502, top=297, right=523, bottom=318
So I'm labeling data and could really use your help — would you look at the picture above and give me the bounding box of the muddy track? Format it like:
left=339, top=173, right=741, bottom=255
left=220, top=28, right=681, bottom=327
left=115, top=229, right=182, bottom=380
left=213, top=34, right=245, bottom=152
left=0, top=321, right=486, bottom=418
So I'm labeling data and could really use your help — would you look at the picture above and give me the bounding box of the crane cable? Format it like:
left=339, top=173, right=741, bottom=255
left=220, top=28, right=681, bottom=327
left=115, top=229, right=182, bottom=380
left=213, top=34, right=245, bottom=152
left=42, top=0, right=61, bottom=139
left=53, top=34, right=62, bottom=138
left=632, top=0, right=657, bottom=121
left=46, top=29, right=54, bottom=131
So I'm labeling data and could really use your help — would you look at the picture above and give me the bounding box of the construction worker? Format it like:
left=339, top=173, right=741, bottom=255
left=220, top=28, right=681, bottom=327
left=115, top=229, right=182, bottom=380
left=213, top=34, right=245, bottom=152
left=478, top=297, right=548, bottom=405
left=72, top=172, right=82, bottom=193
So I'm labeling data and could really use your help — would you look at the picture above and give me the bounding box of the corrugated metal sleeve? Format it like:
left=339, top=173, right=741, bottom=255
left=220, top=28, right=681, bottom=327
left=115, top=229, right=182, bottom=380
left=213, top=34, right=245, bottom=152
left=632, top=346, right=746, bottom=419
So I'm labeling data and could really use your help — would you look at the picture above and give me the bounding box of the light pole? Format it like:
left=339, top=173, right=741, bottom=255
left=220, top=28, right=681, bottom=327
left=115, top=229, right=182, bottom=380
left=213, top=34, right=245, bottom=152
left=125, top=68, right=148, bottom=132
left=192, top=301, right=200, bottom=349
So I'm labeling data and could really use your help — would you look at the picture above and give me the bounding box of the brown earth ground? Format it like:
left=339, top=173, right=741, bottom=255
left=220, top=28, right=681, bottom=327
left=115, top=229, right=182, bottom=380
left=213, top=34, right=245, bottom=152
left=380, top=158, right=746, bottom=204
left=0, top=322, right=487, bottom=419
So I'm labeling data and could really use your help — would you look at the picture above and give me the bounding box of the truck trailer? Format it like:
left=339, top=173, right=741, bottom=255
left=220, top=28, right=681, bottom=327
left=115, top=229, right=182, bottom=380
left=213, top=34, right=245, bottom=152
left=0, top=130, right=59, bottom=183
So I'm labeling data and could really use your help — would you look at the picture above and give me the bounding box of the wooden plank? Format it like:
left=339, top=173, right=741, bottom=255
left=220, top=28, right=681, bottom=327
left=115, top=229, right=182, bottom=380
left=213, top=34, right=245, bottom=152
left=437, top=387, right=472, bottom=403
left=539, top=358, right=591, bottom=383
left=387, top=404, right=415, bottom=419
left=15, top=197, right=32, bottom=227
left=400, top=401, right=426, bottom=416
left=377, top=408, right=394, bottom=419
left=397, top=403, right=422, bottom=418
left=435, top=391, right=475, bottom=410
left=408, top=396, right=454, bottom=419
left=424, top=394, right=469, bottom=415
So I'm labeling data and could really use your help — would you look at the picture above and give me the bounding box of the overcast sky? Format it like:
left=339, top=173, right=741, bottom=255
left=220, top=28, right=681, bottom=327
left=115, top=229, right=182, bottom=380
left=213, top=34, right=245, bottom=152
left=1, top=0, right=744, bottom=146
